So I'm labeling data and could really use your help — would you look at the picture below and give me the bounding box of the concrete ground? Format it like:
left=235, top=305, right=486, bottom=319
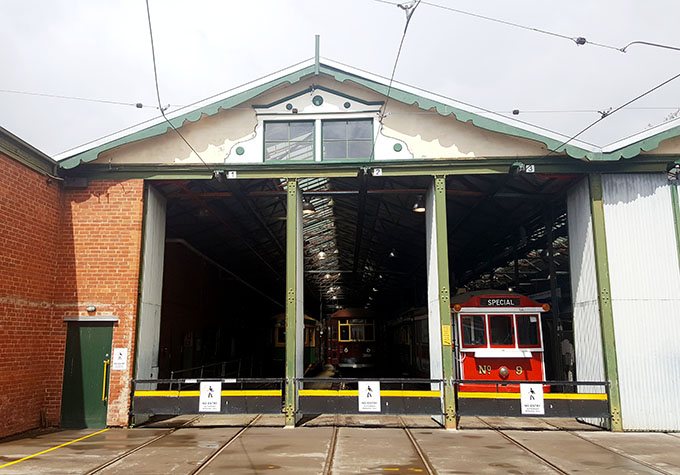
left=1, top=415, right=679, bottom=474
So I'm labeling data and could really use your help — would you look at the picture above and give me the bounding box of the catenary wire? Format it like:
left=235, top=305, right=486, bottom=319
left=374, top=0, right=680, bottom=53
left=372, top=0, right=422, bottom=160
left=545, top=70, right=680, bottom=156
left=0, top=88, right=174, bottom=109
left=145, top=0, right=214, bottom=174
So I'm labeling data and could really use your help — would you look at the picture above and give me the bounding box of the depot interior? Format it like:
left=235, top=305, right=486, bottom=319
left=153, top=172, right=582, bottom=381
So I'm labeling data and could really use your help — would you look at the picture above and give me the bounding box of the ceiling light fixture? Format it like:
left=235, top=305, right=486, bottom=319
left=412, top=195, right=426, bottom=213
left=302, top=199, right=316, bottom=214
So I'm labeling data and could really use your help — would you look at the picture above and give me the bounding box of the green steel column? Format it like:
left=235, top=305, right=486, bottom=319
left=284, top=179, right=299, bottom=427
left=670, top=183, right=680, bottom=277
left=433, top=175, right=457, bottom=429
left=588, top=174, right=623, bottom=431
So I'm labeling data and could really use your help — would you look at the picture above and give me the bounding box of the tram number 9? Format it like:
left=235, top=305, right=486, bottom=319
left=477, top=365, right=492, bottom=375
left=515, top=366, right=523, bottom=375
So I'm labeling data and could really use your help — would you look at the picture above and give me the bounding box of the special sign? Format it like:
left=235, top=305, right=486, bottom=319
left=480, top=297, right=521, bottom=307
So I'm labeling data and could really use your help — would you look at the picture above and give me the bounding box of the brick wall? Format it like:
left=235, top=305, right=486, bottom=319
left=55, top=179, right=144, bottom=427
left=0, top=153, right=62, bottom=439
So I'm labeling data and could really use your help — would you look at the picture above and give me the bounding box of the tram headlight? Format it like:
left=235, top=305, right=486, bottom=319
left=366, top=348, right=371, bottom=353
left=343, top=347, right=349, bottom=353
left=499, top=366, right=510, bottom=379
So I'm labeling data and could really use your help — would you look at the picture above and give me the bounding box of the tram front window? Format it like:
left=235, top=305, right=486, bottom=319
left=516, top=314, right=540, bottom=347
left=462, top=315, right=486, bottom=347
left=489, top=315, right=514, bottom=346
left=340, top=325, right=350, bottom=341
left=350, top=326, right=365, bottom=341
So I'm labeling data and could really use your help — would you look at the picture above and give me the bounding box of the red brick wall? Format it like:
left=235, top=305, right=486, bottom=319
left=55, top=179, right=144, bottom=427
left=0, top=153, right=62, bottom=439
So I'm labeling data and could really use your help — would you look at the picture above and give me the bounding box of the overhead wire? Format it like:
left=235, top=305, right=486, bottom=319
left=544, top=70, right=680, bottom=156
left=144, top=0, right=214, bottom=174
left=0, top=88, right=175, bottom=109
left=374, top=0, right=680, bottom=54
left=371, top=0, right=422, bottom=160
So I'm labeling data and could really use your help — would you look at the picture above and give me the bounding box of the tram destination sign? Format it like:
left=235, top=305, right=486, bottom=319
left=480, top=297, right=521, bottom=307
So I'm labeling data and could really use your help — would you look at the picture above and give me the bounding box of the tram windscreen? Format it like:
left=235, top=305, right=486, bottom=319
left=516, top=314, right=540, bottom=347
left=340, top=325, right=350, bottom=341
left=461, top=315, right=486, bottom=347
left=489, top=315, right=514, bottom=346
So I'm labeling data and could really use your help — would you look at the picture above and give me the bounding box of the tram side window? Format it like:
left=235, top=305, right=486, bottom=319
left=276, top=327, right=285, bottom=346
left=304, top=327, right=316, bottom=347
left=340, top=324, right=350, bottom=341
left=461, top=315, right=486, bottom=347
left=351, top=325, right=365, bottom=341
left=365, top=324, right=374, bottom=341
left=489, top=315, right=514, bottom=346
left=516, top=314, right=540, bottom=347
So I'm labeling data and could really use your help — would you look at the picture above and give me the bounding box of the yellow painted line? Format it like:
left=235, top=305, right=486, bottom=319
left=299, top=390, right=359, bottom=396
left=0, top=428, right=109, bottom=469
left=134, top=390, right=282, bottom=397
left=458, top=392, right=607, bottom=401
left=298, top=390, right=440, bottom=398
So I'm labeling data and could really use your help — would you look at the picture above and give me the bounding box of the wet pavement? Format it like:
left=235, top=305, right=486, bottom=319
left=1, top=415, right=679, bottom=474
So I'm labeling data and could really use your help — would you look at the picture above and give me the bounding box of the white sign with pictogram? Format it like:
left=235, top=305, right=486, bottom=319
left=358, top=381, right=381, bottom=412
left=520, top=383, right=545, bottom=415
left=199, top=382, right=222, bottom=412
left=111, top=348, right=127, bottom=371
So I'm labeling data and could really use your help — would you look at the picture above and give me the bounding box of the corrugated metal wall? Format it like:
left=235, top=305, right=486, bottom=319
left=602, top=173, right=680, bottom=431
left=567, top=178, right=607, bottom=428
left=134, top=185, right=167, bottom=389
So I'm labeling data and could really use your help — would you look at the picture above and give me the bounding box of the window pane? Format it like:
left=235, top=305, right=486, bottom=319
left=323, top=121, right=346, bottom=139
left=462, top=315, right=486, bottom=346
left=365, top=325, right=374, bottom=341
left=348, top=120, right=372, bottom=139
left=517, top=315, right=540, bottom=346
left=289, top=142, right=314, bottom=161
left=489, top=315, right=514, bottom=346
left=265, top=122, right=288, bottom=141
left=351, top=325, right=365, bottom=341
left=265, top=142, right=289, bottom=161
left=324, top=141, right=346, bottom=159
left=348, top=141, right=372, bottom=159
left=340, top=325, right=349, bottom=340
left=290, top=122, right=314, bottom=142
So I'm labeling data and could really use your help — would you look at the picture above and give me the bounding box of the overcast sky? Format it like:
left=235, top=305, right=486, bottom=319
left=2, top=0, right=679, bottom=158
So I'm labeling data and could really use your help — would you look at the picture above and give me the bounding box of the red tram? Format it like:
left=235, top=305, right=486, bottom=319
left=326, top=308, right=377, bottom=371
left=453, top=291, right=549, bottom=392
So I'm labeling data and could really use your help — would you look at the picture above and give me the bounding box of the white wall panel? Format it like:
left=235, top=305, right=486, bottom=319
left=603, top=173, right=680, bottom=431
left=567, top=178, right=606, bottom=412
left=134, top=185, right=167, bottom=389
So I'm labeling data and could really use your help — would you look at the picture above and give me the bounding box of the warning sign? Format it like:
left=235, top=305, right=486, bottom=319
left=358, top=381, right=381, bottom=412
left=520, top=384, right=544, bottom=415
left=199, top=382, right=222, bottom=412
left=441, top=325, right=452, bottom=346
left=111, top=348, right=127, bottom=371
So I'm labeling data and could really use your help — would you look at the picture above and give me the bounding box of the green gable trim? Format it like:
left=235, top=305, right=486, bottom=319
left=252, top=84, right=383, bottom=109
left=59, top=64, right=319, bottom=169
left=57, top=61, right=680, bottom=170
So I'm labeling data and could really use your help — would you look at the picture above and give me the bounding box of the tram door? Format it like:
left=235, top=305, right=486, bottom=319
left=60, top=322, right=113, bottom=428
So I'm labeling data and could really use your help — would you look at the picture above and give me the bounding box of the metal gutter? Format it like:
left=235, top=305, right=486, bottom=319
left=0, top=126, right=59, bottom=176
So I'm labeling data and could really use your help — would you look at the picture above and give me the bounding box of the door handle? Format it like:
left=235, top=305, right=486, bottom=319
left=102, top=360, right=110, bottom=401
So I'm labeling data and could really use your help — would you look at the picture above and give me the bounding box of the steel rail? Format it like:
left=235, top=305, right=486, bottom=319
left=85, top=416, right=201, bottom=474
left=476, top=417, right=569, bottom=474
left=540, top=419, right=673, bottom=475
left=322, top=416, right=340, bottom=475
left=190, top=414, right=263, bottom=475
left=397, top=416, right=436, bottom=475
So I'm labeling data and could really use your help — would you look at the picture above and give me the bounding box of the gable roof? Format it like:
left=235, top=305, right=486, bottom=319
left=55, top=58, right=680, bottom=169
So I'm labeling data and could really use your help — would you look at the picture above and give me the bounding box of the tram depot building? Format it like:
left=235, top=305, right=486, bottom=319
left=1, top=56, right=680, bottom=439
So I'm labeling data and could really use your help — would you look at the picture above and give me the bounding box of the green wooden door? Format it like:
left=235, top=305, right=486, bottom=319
left=60, top=322, right=113, bottom=428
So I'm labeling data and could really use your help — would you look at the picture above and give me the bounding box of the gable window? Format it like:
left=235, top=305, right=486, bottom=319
left=264, top=121, right=314, bottom=161
left=322, top=119, right=372, bottom=160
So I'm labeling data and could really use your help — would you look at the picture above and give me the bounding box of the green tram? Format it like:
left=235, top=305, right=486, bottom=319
left=271, top=314, right=322, bottom=374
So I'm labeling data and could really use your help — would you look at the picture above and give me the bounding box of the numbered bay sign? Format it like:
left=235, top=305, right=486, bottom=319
left=520, top=383, right=545, bottom=415
left=358, top=381, right=381, bottom=412
left=199, top=381, right=222, bottom=412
